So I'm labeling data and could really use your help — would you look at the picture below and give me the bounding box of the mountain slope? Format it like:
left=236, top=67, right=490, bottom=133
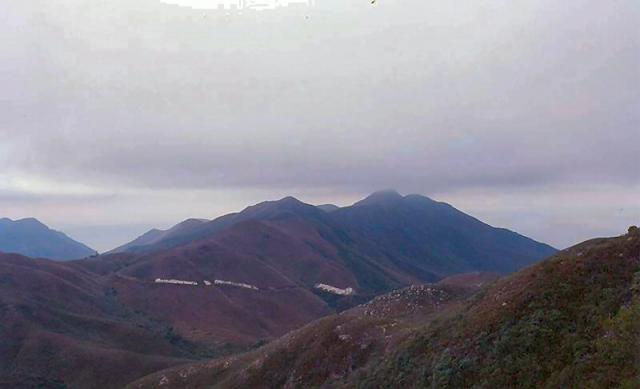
left=0, top=253, right=194, bottom=389
left=109, top=218, right=209, bottom=254
left=355, top=227, right=640, bottom=388
left=0, top=193, right=560, bottom=387
left=110, top=192, right=556, bottom=291
left=0, top=218, right=96, bottom=261
left=332, top=191, right=556, bottom=279
left=86, top=192, right=556, bottom=349
left=110, top=197, right=333, bottom=255
left=111, top=192, right=556, bottom=273
left=0, top=247, right=328, bottom=388
left=125, top=273, right=496, bottom=389
left=127, top=227, right=639, bottom=388
left=91, top=207, right=389, bottom=346
left=108, top=196, right=420, bottom=296
left=316, top=204, right=340, bottom=212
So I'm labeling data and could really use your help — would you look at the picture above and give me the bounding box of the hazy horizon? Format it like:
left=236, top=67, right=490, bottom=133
left=1, top=0, right=638, bottom=251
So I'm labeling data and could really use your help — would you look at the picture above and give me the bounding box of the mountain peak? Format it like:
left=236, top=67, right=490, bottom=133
left=0, top=218, right=95, bottom=260
left=261, top=196, right=307, bottom=209
left=277, top=196, right=304, bottom=205
left=171, top=218, right=209, bottom=230
left=0, top=217, right=50, bottom=231
left=15, top=217, right=48, bottom=229
left=354, top=190, right=404, bottom=206
left=237, top=196, right=314, bottom=220
left=316, top=204, right=340, bottom=213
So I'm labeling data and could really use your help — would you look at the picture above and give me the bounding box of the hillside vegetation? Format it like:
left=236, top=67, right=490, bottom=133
left=128, top=227, right=639, bottom=388
left=0, top=192, right=559, bottom=388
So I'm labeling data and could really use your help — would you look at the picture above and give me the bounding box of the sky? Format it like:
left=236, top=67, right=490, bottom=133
left=1, top=0, right=638, bottom=252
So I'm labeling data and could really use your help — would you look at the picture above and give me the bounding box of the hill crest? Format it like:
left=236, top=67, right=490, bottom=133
left=0, top=217, right=95, bottom=261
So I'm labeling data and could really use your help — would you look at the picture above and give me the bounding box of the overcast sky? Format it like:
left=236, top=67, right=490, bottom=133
left=1, top=0, right=638, bottom=252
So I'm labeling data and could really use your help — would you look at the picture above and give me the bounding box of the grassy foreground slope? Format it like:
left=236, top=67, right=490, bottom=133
left=358, top=226, right=640, bottom=388
left=128, top=227, right=639, bottom=388
left=0, top=253, right=192, bottom=389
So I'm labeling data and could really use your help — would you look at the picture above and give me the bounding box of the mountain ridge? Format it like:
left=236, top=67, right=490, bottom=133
left=0, top=217, right=96, bottom=261
left=110, top=192, right=555, bottom=269
left=0, top=192, right=561, bottom=388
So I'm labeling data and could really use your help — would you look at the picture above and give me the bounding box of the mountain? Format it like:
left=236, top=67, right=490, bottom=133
left=0, top=193, right=559, bottom=387
left=316, top=204, right=340, bottom=212
left=94, top=198, right=365, bottom=346
left=111, top=191, right=556, bottom=283
left=128, top=226, right=640, bottom=389
left=0, top=218, right=96, bottom=261
left=110, top=197, right=331, bottom=255
left=352, top=188, right=405, bottom=206
left=96, top=191, right=556, bottom=341
left=81, top=192, right=554, bottom=351
left=0, top=246, right=330, bottom=388
left=101, top=192, right=555, bottom=313
left=332, top=191, right=556, bottom=280
left=109, top=218, right=209, bottom=254
left=0, top=252, right=194, bottom=389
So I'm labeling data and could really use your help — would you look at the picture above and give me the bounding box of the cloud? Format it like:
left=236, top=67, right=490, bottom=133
left=1, top=0, right=638, bottom=250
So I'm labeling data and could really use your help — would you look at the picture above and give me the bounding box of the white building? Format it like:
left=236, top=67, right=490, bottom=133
left=314, top=283, right=354, bottom=296
left=154, top=278, right=198, bottom=286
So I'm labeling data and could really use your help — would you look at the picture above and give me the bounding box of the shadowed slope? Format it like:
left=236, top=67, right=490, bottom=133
left=332, top=191, right=556, bottom=279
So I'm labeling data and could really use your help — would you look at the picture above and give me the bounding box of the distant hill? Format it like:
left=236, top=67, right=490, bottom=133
left=129, top=226, right=640, bottom=388
left=0, top=218, right=95, bottom=261
left=331, top=191, right=556, bottom=280
left=110, top=191, right=556, bottom=286
left=109, top=218, right=209, bottom=254
left=316, top=204, right=340, bottom=212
